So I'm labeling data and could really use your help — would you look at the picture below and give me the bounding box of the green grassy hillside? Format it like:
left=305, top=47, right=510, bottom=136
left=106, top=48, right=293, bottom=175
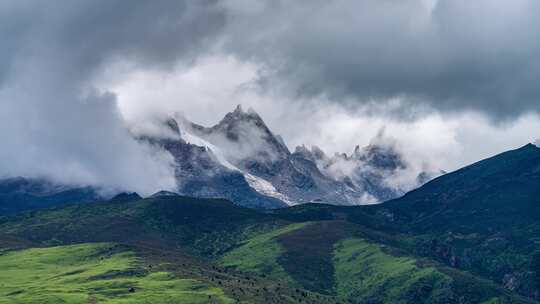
left=0, top=188, right=538, bottom=303
left=220, top=222, right=308, bottom=285
left=268, top=144, right=540, bottom=301
left=218, top=220, right=531, bottom=303
left=0, top=196, right=281, bottom=257
left=333, top=238, right=451, bottom=303
left=0, top=198, right=338, bottom=303
left=0, top=243, right=232, bottom=304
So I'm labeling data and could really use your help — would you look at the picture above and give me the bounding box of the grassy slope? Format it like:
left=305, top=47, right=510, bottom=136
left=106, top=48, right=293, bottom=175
left=220, top=222, right=308, bottom=285
left=274, top=201, right=540, bottom=302
left=275, top=221, right=352, bottom=293
left=219, top=221, right=449, bottom=301
left=0, top=195, right=537, bottom=303
left=0, top=200, right=332, bottom=304
left=334, top=238, right=453, bottom=303
left=218, top=222, right=534, bottom=303
left=0, top=196, right=282, bottom=257
left=0, top=243, right=233, bottom=304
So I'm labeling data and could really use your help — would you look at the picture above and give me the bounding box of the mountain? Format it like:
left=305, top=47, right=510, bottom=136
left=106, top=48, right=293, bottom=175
left=384, top=143, right=540, bottom=231
left=0, top=195, right=533, bottom=303
left=0, top=106, right=438, bottom=213
left=141, top=117, right=288, bottom=209
left=1, top=143, right=538, bottom=303
left=303, top=141, right=412, bottom=203
left=0, top=177, right=101, bottom=215
left=273, top=143, right=540, bottom=300
left=188, top=104, right=291, bottom=166
left=374, top=143, right=540, bottom=299
left=143, top=105, right=438, bottom=208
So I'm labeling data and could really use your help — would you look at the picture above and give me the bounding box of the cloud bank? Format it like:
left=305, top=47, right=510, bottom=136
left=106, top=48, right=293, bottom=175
left=219, top=0, right=540, bottom=119
left=0, top=0, right=225, bottom=194
left=111, top=55, right=540, bottom=174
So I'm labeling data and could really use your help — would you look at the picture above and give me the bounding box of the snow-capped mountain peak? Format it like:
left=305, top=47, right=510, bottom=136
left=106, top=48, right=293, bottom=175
left=144, top=105, right=442, bottom=209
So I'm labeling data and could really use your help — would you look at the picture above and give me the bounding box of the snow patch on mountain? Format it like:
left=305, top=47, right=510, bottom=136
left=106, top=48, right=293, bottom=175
left=180, top=128, right=294, bottom=205
left=180, top=130, right=238, bottom=171
left=243, top=173, right=295, bottom=206
left=138, top=106, right=446, bottom=209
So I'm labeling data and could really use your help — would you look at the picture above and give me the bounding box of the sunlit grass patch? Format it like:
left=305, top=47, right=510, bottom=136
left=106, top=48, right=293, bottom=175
left=333, top=238, right=452, bottom=303
left=219, top=222, right=308, bottom=284
left=0, top=243, right=233, bottom=304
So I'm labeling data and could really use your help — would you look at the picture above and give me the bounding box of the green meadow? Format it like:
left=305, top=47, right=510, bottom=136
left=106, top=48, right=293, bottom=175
left=333, top=238, right=452, bottom=303
left=0, top=243, right=233, bottom=304
left=219, top=222, right=307, bottom=284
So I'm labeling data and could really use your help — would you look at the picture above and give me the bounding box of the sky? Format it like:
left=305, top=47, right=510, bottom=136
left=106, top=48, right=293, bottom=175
left=1, top=0, right=539, bottom=194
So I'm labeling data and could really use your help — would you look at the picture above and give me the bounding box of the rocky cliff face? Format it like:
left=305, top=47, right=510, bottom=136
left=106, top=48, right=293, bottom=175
left=143, top=105, right=440, bottom=208
left=140, top=116, right=287, bottom=209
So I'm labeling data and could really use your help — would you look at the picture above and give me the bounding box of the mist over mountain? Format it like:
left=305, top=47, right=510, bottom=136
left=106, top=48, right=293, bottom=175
left=0, top=177, right=102, bottom=215
left=3, top=2, right=540, bottom=303
left=135, top=105, right=441, bottom=208
left=0, top=104, right=442, bottom=212
left=2, top=142, right=540, bottom=303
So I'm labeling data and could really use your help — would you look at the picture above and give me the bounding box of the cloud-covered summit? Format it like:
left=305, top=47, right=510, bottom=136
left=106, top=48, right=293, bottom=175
left=1, top=0, right=540, bottom=194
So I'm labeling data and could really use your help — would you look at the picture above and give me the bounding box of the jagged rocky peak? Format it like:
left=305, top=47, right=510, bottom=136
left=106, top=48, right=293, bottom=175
left=311, top=145, right=328, bottom=161
left=233, top=104, right=262, bottom=119
left=356, top=143, right=407, bottom=172
left=202, top=104, right=291, bottom=159
left=293, top=145, right=312, bottom=157
left=216, top=104, right=266, bottom=132
left=187, top=105, right=270, bottom=136
left=141, top=105, right=442, bottom=208
left=158, top=105, right=292, bottom=166
left=293, top=145, right=329, bottom=163
left=164, top=117, right=181, bottom=135
left=350, top=128, right=408, bottom=171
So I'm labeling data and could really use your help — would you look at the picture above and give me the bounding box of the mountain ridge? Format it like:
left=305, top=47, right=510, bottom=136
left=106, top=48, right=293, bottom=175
left=269, top=142, right=540, bottom=300
left=145, top=105, right=440, bottom=208
left=0, top=193, right=535, bottom=303
left=2, top=143, right=540, bottom=302
left=0, top=176, right=102, bottom=216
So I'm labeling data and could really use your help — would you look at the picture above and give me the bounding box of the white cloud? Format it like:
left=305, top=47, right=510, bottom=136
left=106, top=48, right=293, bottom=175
left=0, top=0, right=223, bottom=195
left=109, top=55, right=540, bottom=176
left=3, top=0, right=539, bottom=195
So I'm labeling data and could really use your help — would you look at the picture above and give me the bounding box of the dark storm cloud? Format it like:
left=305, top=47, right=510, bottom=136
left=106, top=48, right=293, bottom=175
left=0, top=0, right=226, bottom=193
left=219, top=0, right=540, bottom=118
left=0, top=0, right=225, bottom=83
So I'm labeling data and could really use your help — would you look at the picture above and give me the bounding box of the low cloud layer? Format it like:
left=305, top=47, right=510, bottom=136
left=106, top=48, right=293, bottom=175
left=112, top=55, right=540, bottom=175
